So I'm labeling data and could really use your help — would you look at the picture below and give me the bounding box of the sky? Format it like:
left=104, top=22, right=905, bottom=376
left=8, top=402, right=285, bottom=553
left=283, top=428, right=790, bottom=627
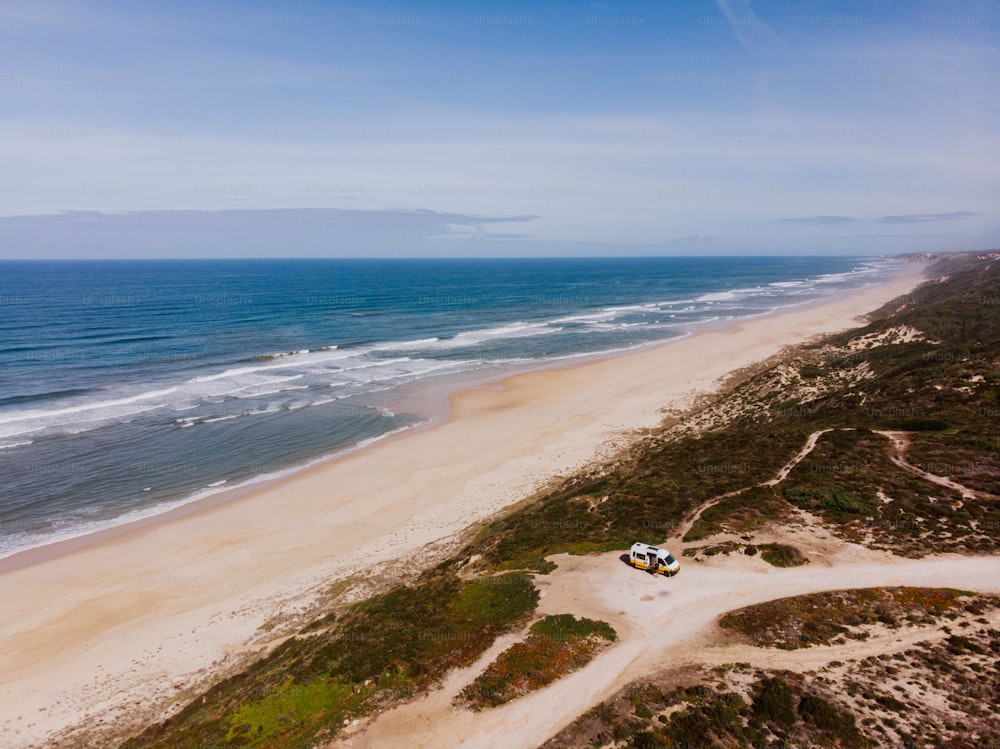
left=0, top=0, right=997, bottom=258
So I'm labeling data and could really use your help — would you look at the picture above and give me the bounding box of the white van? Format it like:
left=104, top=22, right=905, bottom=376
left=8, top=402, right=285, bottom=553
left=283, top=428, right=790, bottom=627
left=629, top=542, right=680, bottom=576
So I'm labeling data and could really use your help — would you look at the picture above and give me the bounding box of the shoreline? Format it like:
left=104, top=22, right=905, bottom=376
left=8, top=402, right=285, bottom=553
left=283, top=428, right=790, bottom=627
left=0, top=263, right=930, bottom=748
left=0, top=267, right=907, bottom=572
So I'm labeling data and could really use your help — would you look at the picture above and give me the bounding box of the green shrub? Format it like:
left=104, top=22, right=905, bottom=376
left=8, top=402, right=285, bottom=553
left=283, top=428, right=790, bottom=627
left=759, top=543, right=808, bottom=567
left=530, top=613, right=617, bottom=642
left=629, top=730, right=669, bottom=748
left=798, top=693, right=856, bottom=735
left=752, top=677, right=797, bottom=726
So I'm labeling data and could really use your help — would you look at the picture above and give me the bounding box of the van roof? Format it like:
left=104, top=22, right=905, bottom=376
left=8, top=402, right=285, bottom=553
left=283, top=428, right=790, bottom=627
left=631, top=542, right=661, bottom=553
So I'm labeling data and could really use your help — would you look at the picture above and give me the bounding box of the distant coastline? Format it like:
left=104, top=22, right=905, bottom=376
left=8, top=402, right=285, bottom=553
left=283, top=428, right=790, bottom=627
left=0, top=261, right=934, bottom=748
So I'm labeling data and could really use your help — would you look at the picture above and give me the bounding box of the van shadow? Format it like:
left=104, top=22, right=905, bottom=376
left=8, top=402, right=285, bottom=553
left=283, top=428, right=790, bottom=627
left=619, top=553, right=658, bottom=575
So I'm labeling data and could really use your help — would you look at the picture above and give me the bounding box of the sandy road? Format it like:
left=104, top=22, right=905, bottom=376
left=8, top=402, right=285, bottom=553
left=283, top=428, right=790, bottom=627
left=332, top=547, right=1000, bottom=749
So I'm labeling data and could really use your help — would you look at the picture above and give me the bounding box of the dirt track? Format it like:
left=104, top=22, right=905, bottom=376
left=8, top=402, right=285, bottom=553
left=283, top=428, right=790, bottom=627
left=332, top=544, right=1000, bottom=749
left=332, top=427, right=1000, bottom=748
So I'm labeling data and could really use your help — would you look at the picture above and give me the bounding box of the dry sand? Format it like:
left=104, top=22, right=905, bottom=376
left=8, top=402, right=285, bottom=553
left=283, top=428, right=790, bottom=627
left=0, top=266, right=928, bottom=747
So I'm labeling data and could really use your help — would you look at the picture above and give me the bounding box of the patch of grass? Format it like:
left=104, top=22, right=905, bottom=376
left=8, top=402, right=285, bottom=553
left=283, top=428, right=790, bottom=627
left=326, top=572, right=538, bottom=686
left=549, top=672, right=872, bottom=749
left=683, top=541, right=743, bottom=558
left=907, top=429, right=1000, bottom=495
left=882, top=417, right=950, bottom=432
left=529, top=613, right=617, bottom=643
left=459, top=615, right=616, bottom=710
left=758, top=543, right=808, bottom=567
left=225, top=677, right=365, bottom=747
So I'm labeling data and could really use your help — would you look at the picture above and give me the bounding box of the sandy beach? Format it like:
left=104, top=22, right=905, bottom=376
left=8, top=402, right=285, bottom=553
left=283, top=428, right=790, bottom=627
left=0, top=265, right=930, bottom=748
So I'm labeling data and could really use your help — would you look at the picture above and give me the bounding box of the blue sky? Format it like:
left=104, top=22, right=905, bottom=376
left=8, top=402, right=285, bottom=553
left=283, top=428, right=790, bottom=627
left=1, top=0, right=997, bottom=257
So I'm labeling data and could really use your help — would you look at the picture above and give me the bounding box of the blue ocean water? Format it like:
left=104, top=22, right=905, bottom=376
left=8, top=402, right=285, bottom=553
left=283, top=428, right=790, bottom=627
left=0, top=256, right=899, bottom=557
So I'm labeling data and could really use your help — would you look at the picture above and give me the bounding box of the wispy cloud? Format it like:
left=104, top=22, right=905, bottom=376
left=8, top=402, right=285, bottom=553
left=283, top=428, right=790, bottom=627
left=0, top=209, right=540, bottom=258
left=781, top=212, right=978, bottom=226
left=714, top=0, right=781, bottom=53
left=779, top=216, right=859, bottom=226
left=875, top=211, right=979, bottom=224
left=666, top=235, right=719, bottom=242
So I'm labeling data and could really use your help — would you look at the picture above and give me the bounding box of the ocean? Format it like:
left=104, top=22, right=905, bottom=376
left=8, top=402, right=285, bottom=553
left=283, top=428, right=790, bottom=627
left=0, top=256, right=900, bottom=558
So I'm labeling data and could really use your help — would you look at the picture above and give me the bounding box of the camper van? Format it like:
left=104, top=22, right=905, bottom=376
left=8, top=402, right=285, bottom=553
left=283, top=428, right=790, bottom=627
left=629, top=542, right=680, bottom=576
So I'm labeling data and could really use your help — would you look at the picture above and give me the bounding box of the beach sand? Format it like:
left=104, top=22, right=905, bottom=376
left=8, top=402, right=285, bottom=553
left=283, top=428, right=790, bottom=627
left=0, top=265, right=929, bottom=747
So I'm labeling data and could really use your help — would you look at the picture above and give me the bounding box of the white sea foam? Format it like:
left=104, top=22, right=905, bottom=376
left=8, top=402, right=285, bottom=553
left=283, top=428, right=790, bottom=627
left=233, top=384, right=309, bottom=399
left=355, top=423, right=412, bottom=449
left=815, top=271, right=856, bottom=284
left=0, top=386, right=179, bottom=426
left=695, top=291, right=738, bottom=302
left=0, top=440, right=33, bottom=450
left=552, top=311, right=617, bottom=323
left=188, top=349, right=353, bottom=383
left=0, top=403, right=167, bottom=440
left=428, top=322, right=557, bottom=348
left=602, top=302, right=659, bottom=312
left=370, top=337, right=441, bottom=350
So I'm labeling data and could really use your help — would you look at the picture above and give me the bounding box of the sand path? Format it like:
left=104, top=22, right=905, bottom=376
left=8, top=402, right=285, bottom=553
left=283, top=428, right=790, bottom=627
left=336, top=549, right=1000, bottom=749
left=679, top=427, right=836, bottom=538
left=875, top=430, right=997, bottom=500
left=764, top=428, right=837, bottom=486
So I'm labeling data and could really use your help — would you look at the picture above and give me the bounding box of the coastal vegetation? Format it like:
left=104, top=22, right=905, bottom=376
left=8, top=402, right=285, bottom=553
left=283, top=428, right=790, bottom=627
left=757, top=542, right=808, bottom=567
left=456, top=256, right=1000, bottom=568
left=543, top=673, right=870, bottom=748
left=719, top=586, right=999, bottom=649
left=458, top=614, right=617, bottom=710
left=123, top=572, right=538, bottom=748
left=546, top=598, right=1000, bottom=748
